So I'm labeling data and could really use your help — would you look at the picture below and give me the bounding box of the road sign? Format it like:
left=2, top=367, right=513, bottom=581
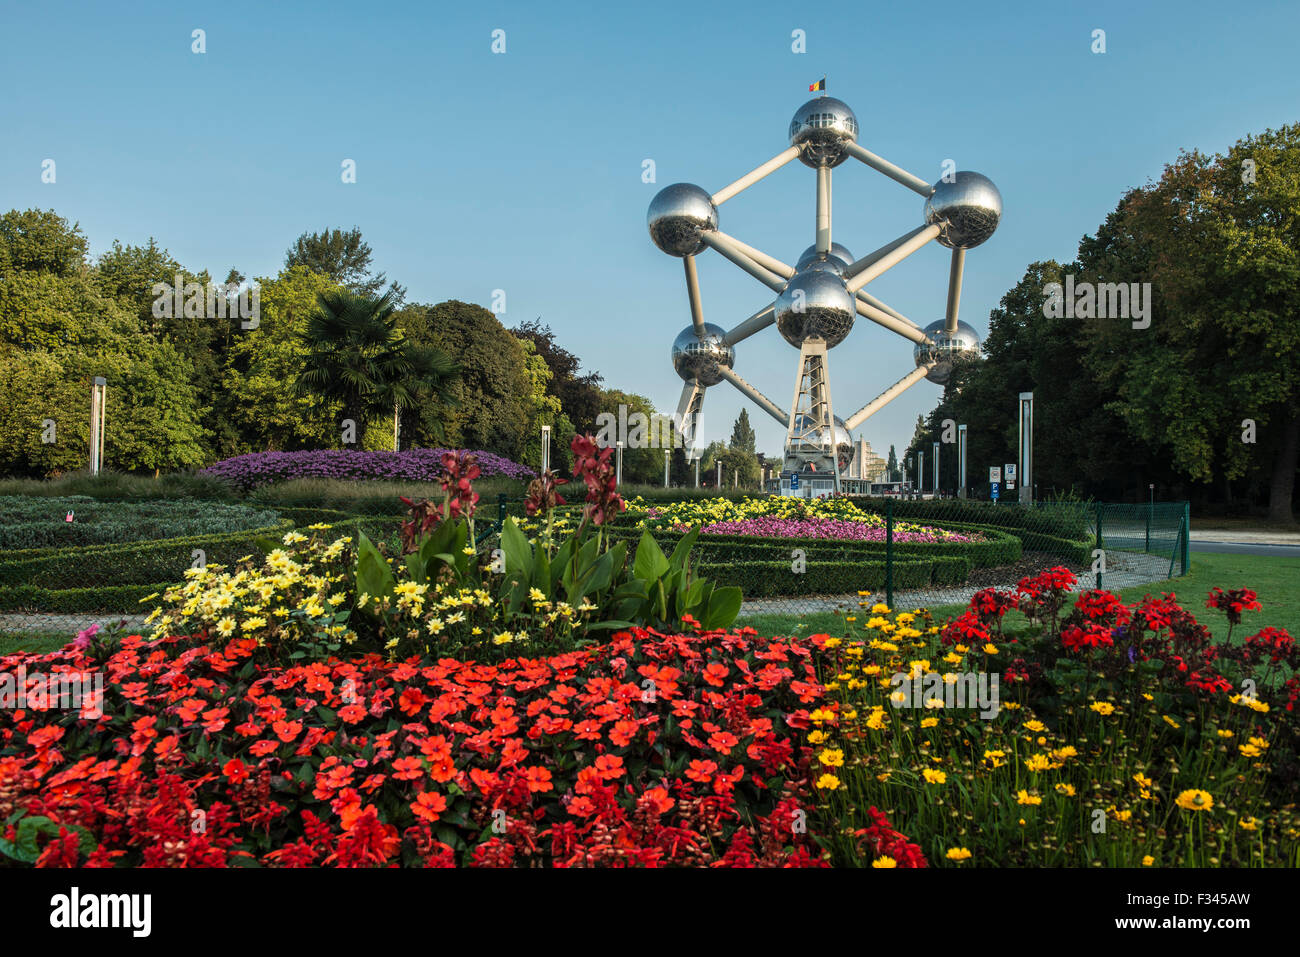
left=991, top=481, right=1000, bottom=501
left=989, top=467, right=1001, bottom=483
left=1005, top=464, right=1017, bottom=481
left=1006, top=481, right=1015, bottom=491
left=790, top=472, right=800, bottom=491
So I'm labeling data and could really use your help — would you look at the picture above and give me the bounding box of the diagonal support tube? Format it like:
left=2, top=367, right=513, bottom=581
left=845, top=223, right=942, bottom=293
left=716, top=365, right=789, bottom=426
left=856, top=299, right=930, bottom=345
left=844, top=142, right=933, bottom=196
left=711, top=146, right=802, bottom=205
left=843, top=365, right=933, bottom=431
left=724, top=303, right=776, bottom=345
left=701, top=231, right=788, bottom=292
left=857, top=289, right=919, bottom=329
left=816, top=165, right=831, bottom=254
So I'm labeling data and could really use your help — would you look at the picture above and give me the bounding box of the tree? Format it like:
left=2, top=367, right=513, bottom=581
left=0, top=209, right=89, bottom=276
left=512, top=319, right=605, bottom=435
left=399, top=300, right=531, bottom=457
left=729, top=408, right=756, bottom=453
left=296, top=289, right=454, bottom=450
left=887, top=444, right=898, bottom=482
left=516, top=336, right=575, bottom=471
left=284, top=227, right=405, bottom=301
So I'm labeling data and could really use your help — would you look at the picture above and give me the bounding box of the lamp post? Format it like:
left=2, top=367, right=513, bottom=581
left=1018, top=392, right=1033, bottom=504
left=663, top=448, right=670, bottom=488
left=615, top=441, right=624, bottom=486
left=957, top=423, right=968, bottom=499
left=540, top=424, right=551, bottom=474
left=917, top=450, right=924, bottom=497
left=932, top=440, right=940, bottom=498
left=89, top=376, right=107, bottom=476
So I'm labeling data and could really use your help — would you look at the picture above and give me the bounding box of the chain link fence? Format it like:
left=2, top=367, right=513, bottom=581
left=0, top=483, right=1190, bottom=640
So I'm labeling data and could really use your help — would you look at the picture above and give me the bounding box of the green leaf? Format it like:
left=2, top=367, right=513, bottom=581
left=633, top=530, right=670, bottom=581
left=499, top=518, right=533, bottom=584
left=703, top=586, right=742, bottom=629
left=355, top=531, right=396, bottom=606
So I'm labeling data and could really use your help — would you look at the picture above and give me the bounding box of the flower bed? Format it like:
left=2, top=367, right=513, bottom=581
left=629, top=495, right=981, bottom=545
left=202, top=449, right=535, bottom=492
left=0, top=626, right=858, bottom=867
left=0, top=496, right=280, bottom=550
left=809, top=571, right=1300, bottom=867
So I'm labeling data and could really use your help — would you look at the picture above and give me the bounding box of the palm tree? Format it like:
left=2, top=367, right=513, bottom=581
left=296, top=289, right=458, bottom=448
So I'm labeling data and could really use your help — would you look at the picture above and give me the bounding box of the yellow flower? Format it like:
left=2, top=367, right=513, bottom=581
left=241, top=616, right=267, bottom=631
left=1024, top=754, right=1053, bottom=773
left=1016, top=790, right=1042, bottom=806
left=865, top=708, right=887, bottom=731
left=945, top=847, right=972, bottom=861
left=814, top=773, right=841, bottom=791
left=920, top=717, right=939, bottom=729
left=1216, top=729, right=1234, bottom=738
left=1022, top=720, right=1046, bottom=733
left=818, top=748, right=844, bottom=768
left=1142, top=855, right=1154, bottom=866
left=982, top=643, right=998, bottom=654
left=1238, top=743, right=1262, bottom=758
left=808, top=730, right=827, bottom=745
left=1175, top=789, right=1214, bottom=812
left=1247, top=736, right=1269, bottom=750
left=983, top=750, right=1007, bottom=768
left=871, top=603, right=890, bottom=614
left=1089, top=702, right=1115, bottom=716
left=922, top=769, right=947, bottom=785
left=492, top=631, right=515, bottom=646
left=1055, top=783, right=1075, bottom=797
left=215, top=616, right=236, bottom=637
left=1162, top=715, right=1180, bottom=730
left=871, top=856, right=897, bottom=868
left=1239, top=817, right=1258, bottom=831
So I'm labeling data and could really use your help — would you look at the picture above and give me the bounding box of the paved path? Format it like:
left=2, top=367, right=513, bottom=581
left=1190, top=542, right=1300, bottom=558
left=1190, top=529, right=1300, bottom=545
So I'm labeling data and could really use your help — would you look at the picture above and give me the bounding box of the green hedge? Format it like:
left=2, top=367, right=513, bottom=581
left=0, top=583, right=170, bottom=615
left=0, top=495, right=280, bottom=550
left=0, top=520, right=293, bottom=594
left=699, top=558, right=935, bottom=597
left=844, top=496, right=1092, bottom=539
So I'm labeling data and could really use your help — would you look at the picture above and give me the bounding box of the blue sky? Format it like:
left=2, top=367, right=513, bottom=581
left=3, top=0, right=1297, bottom=460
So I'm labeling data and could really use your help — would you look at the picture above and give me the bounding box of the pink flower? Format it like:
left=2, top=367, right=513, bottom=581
left=72, top=623, right=99, bottom=650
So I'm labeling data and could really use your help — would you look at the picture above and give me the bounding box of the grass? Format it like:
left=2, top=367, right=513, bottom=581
left=735, top=551, right=1300, bottom=646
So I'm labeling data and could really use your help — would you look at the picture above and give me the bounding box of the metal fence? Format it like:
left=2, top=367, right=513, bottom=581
left=0, top=487, right=1190, bottom=639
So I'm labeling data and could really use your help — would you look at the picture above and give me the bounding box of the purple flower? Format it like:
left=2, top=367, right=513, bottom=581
left=200, top=449, right=536, bottom=491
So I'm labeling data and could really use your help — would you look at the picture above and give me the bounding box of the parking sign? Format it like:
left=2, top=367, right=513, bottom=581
left=1005, top=464, right=1017, bottom=481
left=989, top=467, right=1001, bottom=483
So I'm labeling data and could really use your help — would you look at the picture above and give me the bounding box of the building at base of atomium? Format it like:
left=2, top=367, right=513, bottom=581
left=649, top=93, right=1001, bottom=496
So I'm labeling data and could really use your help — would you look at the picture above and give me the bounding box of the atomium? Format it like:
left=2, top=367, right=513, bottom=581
left=913, top=319, right=981, bottom=385
left=647, top=183, right=718, bottom=257
left=647, top=91, right=1002, bottom=491
left=795, top=242, right=854, bottom=275
left=788, top=96, right=859, bottom=168
left=671, top=322, right=734, bottom=387
left=774, top=271, right=856, bottom=348
left=924, top=172, right=1003, bottom=249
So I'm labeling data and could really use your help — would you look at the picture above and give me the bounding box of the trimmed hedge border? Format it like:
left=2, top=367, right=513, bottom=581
left=0, top=520, right=294, bottom=595
left=0, top=582, right=172, bottom=615
left=700, top=558, right=936, bottom=597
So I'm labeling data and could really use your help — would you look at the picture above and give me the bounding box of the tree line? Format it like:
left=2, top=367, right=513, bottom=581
left=904, top=123, right=1299, bottom=523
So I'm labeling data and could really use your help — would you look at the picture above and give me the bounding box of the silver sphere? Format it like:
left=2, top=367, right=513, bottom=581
left=913, top=319, right=982, bottom=384
left=791, top=413, right=852, bottom=450
left=647, top=183, right=718, bottom=257
left=924, top=171, right=1002, bottom=249
left=789, top=97, right=859, bottom=168
left=671, top=322, right=734, bottom=387
left=795, top=243, right=854, bottom=276
left=775, top=270, right=856, bottom=348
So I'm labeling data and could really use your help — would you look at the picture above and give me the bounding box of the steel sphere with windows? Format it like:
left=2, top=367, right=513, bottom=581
left=671, top=322, right=734, bottom=386
left=774, top=270, right=856, bottom=347
left=789, top=97, right=859, bottom=168
left=913, top=319, right=981, bottom=384
left=790, top=413, right=852, bottom=450
left=795, top=242, right=854, bottom=276
left=647, top=183, right=718, bottom=257
left=924, top=171, right=1002, bottom=249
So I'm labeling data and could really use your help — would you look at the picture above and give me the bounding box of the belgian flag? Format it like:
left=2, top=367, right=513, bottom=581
left=809, top=77, right=825, bottom=92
